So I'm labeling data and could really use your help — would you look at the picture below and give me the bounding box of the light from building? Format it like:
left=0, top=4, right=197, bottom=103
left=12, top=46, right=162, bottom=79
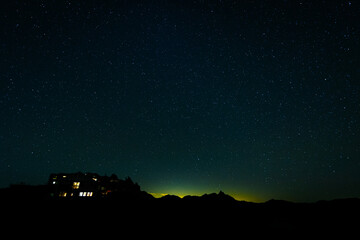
left=79, top=192, right=93, bottom=197
left=72, top=182, right=80, bottom=189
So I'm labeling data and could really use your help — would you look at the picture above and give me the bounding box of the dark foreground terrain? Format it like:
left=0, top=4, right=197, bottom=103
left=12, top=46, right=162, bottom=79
left=1, top=184, right=359, bottom=236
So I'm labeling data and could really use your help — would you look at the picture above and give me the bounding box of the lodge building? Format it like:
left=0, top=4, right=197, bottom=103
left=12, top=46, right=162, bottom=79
left=49, top=172, right=139, bottom=198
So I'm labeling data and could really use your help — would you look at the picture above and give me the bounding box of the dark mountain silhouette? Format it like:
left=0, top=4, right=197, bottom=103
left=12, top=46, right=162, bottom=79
left=200, top=190, right=236, bottom=201
left=1, top=173, right=360, bottom=235
left=160, top=191, right=235, bottom=202
left=159, top=194, right=182, bottom=201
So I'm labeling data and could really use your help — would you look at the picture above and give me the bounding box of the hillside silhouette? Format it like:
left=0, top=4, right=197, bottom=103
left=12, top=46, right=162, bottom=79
left=1, top=173, right=359, bottom=234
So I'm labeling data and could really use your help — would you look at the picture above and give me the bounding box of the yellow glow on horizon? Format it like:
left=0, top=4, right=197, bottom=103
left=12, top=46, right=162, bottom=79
left=150, top=192, right=187, bottom=198
left=145, top=184, right=263, bottom=202
left=229, top=193, right=261, bottom=203
left=149, top=193, right=168, bottom=198
left=149, top=192, right=259, bottom=202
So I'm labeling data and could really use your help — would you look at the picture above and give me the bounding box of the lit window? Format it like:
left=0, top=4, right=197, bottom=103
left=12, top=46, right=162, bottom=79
left=59, top=192, right=67, bottom=197
left=92, top=178, right=97, bottom=181
left=79, top=191, right=93, bottom=197
left=72, top=182, right=80, bottom=189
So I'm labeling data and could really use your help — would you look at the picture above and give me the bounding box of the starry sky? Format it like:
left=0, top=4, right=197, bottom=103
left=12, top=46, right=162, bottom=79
left=1, top=0, right=359, bottom=202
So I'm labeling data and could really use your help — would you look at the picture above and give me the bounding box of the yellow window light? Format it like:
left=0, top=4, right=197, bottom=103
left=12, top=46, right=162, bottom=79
left=72, top=182, right=80, bottom=189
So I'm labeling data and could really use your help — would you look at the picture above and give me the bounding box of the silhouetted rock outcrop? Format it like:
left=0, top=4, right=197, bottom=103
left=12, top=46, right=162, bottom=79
left=200, top=191, right=236, bottom=201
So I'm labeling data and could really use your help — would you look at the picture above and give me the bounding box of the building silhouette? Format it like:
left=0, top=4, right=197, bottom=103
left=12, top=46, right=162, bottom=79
left=49, top=172, right=140, bottom=198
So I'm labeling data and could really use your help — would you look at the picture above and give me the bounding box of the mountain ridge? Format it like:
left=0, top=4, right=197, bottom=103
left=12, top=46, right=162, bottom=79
left=1, top=182, right=360, bottom=233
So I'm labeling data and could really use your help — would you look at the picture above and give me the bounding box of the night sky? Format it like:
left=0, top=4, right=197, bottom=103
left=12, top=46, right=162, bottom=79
left=1, top=0, right=359, bottom=202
